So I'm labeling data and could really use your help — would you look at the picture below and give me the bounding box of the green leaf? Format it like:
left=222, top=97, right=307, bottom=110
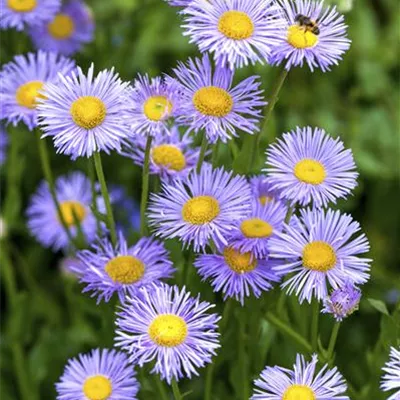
left=368, top=298, right=389, bottom=315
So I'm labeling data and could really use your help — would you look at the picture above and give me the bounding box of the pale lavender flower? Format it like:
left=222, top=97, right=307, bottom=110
left=381, top=347, right=400, bottom=400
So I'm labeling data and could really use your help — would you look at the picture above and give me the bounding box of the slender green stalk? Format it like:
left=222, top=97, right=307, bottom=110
left=211, top=140, right=219, bottom=167
left=221, top=298, right=233, bottom=331
left=238, top=308, right=249, bottom=400
left=171, top=379, right=182, bottom=400
left=248, top=67, right=289, bottom=172
left=284, top=203, right=295, bottom=224
left=204, top=361, right=215, bottom=400
left=140, top=135, right=153, bottom=237
left=196, top=133, right=208, bottom=173
left=1, top=247, right=36, bottom=400
left=35, top=130, right=78, bottom=249
left=154, top=376, right=169, bottom=400
left=93, top=152, right=117, bottom=246
left=311, top=300, right=320, bottom=352
left=326, top=322, right=341, bottom=364
left=265, top=311, right=312, bottom=352
left=88, top=158, right=102, bottom=236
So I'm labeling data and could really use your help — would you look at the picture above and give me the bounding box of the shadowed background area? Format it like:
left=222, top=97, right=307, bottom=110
left=0, top=0, right=399, bottom=399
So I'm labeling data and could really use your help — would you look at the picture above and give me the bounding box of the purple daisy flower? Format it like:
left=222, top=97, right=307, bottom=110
left=0, top=0, right=60, bottom=31
left=228, top=199, right=287, bottom=258
left=269, top=208, right=371, bottom=304
left=122, top=125, right=201, bottom=181
left=264, top=126, right=358, bottom=208
left=115, top=284, right=220, bottom=384
left=77, top=232, right=175, bottom=303
left=171, top=55, right=265, bottom=143
left=182, top=0, right=284, bottom=69
left=0, top=51, right=75, bottom=130
left=0, top=125, right=8, bottom=166
left=148, top=164, right=252, bottom=252
left=322, top=281, right=361, bottom=321
left=56, top=348, right=139, bottom=400
left=195, top=246, right=281, bottom=305
left=250, top=175, right=284, bottom=206
left=124, top=74, right=181, bottom=137
left=29, top=0, right=94, bottom=56
left=26, top=171, right=99, bottom=251
left=252, top=353, right=349, bottom=399
left=38, top=64, right=131, bottom=159
left=381, top=347, right=400, bottom=400
left=269, top=0, right=351, bottom=72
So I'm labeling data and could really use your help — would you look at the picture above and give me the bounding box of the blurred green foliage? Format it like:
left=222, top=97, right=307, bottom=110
left=1, top=0, right=399, bottom=399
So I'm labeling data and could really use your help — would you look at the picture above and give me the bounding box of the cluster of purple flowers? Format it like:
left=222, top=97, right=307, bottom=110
left=2, top=0, right=388, bottom=398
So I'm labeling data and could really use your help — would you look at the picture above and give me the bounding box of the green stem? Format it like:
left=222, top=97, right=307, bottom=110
left=204, top=361, right=215, bottom=400
left=88, top=158, right=102, bottom=236
left=326, top=322, right=341, bottom=364
left=35, top=130, right=78, bottom=249
left=154, top=376, right=169, bottom=400
left=171, top=379, right=182, bottom=400
left=93, top=152, right=117, bottom=246
left=196, top=133, right=208, bottom=173
left=284, top=203, right=295, bottom=225
left=140, top=135, right=153, bottom=237
left=238, top=308, right=249, bottom=400
left=265, top=311, right=312, bottom=352
left=1, top=247, right=36, bottom=400
left=311, top=300, right=320, bottom=352
left=221, top=299, right=233, bottom=331
left=211, top=140, right=219, bottom=167
left=248, top=67, right=289, bottom=172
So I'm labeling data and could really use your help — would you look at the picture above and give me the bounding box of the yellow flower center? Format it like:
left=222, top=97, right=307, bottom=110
left=59, top=201, right=87, bottom=226
left=287, top=25, right=318, bottom=49
left=218, top=10, right=254, bottom=40
left=15, top=81, right=46, bottom=109
left=104, top=255, right=145, bottom=284
left=193, top=86, right=233, bottom=117
left=182, top=195, right=220, bottom=225
left=283, top=384, right=316, bottom=400
left=7, top=0, right=36, bottom=12
left=223, top=247, right=257, bottom=273
left=302, top=241, right=337, bottom=272
left=70, top=96, right=106, bottom=129
left=240, top=218, right=273, bottom=238
left=260, top=195, right=274, bottom=205
left=294, top=159, right=326, bottom=185
left=148, top=314, right=188, bottom=347
left=48, top=14, right=75, bottom=39
left=143, top=95, right=172, bottom=121
left=83, top=375, right=112, bottom=400
left=152, top=144, right=186, bottom=171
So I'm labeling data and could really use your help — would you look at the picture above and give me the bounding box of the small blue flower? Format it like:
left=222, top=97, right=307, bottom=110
left=322, top=281, right=361, bottom=321
left=171, top=54, right=265, bottom=143
left=77, top=232, right=175, bottom=303
left=381, top=347, right=400, bottom=400
left=115, top=284, right=220, bottom=384
left=250, top=175, right=285, bottom=206
left=56, top=348, right=139, bottom=400
left=29, top=0, right=94, bottom=56
left=252, top=353, right=349, bottom=399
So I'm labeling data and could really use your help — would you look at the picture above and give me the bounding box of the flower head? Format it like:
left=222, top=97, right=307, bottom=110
left=381, top=347, right=400, bottom=400
left=124, top=74, right=181, bottom=137
left=269, top=208, right=371, bottom=303
left=182, top=0, right=284, bottom=69
left=171, top=55, right=265, bottom=143
left=148, top=164, right=252, bottom=251
left=26, top=172, right=100, bottom=251
left=115, top=284, right=220, bottom=384
left=228, top=199, right=287, bottom=258
left=0, top=0, right=60, bottom=30
left=250, top=175, right=284, bottom=206
left=322, top=281, right=361, bottom=321
left=264, top=126, right=358, bottom=208
left=0, top=125, right=8, bottom=166
left=195, top=246, right=281, bottom=305
left=56, top=348, right=139, bottom=400
left=77, top=232, right=175, bottom=303
left=269, top=0, right=351, bottom=72
left=252, top=353, right=349, bottom=399
left=38, top=64, right=131, bottom=159
left=29, top=0, right=94, bottom=56
left=0, top=51, right=75, bottom=130
left=122, top=126, right=201, bottom=181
